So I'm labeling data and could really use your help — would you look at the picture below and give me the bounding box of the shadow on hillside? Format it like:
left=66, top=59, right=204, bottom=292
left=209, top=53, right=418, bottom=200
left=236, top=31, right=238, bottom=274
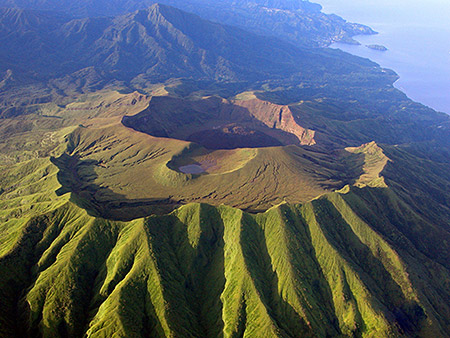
left=121, top=95, right=307, bottom=150
left=311, top=198, right=425, bottom=335
left=51, top=153, right=181, bottom=221
left=145, top=204, right=226, bottom=337
left=240, top=212, right=322, bottom=336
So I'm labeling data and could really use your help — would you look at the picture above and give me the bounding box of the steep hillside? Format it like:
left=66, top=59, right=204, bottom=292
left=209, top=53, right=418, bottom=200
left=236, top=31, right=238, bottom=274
left=0, top=4, right=389, bottom=118
left=1, top=86, right=450, bottom=338
left=1, top=1, right=450, bottom=337
left=2, top=171, right=450, bottom=337
left=1, top=84, right=450, bottom=337
left=0, top=5, right=374, bottom=83
left=0, top=0, right=374, bottom=46
left=122, top=96, right=316, bottom=148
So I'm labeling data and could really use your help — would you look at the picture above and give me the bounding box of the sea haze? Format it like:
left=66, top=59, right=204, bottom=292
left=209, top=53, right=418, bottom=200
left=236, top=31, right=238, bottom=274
left=318, top=0, right=450, bottom=114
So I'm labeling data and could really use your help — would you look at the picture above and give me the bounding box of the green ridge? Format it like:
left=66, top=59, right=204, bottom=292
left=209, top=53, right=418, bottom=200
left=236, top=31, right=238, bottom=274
left=1, top=183, right=450, bottom=337
left=1, top=2, right=450, bottom=336
left=1, top=110, right=450, bottom=337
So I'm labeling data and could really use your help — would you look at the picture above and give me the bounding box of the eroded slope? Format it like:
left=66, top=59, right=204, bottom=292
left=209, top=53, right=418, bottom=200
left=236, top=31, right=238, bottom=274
left=1, top=85, right=450, bottom=338
left=122, top=95, right=316, bottom=149
left=55, top=121, right=367, bottom=218
left=2, top=184, right=450, bottom=337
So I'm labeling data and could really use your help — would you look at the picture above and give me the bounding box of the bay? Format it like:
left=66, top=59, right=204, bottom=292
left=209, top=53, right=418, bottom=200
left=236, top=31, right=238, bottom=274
left=317, top=0, right=450, bottom=114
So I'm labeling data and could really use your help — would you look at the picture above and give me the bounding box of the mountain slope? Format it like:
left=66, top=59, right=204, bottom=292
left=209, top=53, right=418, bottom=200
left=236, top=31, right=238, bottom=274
left=0, top=4, right=393, bottom=120
left=1, top=1, right=450, bottom=337
left=0, top=0, right=374, bottom=47
left=2, top=187, right=450, bottom=337
left=0, top=4, right=372, bottom=83
left=1, top=99, right=450, bottom=337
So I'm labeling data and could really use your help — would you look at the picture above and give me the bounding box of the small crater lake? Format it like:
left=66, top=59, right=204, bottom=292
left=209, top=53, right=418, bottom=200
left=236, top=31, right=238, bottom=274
left=179, top=164, right=205, bottom=174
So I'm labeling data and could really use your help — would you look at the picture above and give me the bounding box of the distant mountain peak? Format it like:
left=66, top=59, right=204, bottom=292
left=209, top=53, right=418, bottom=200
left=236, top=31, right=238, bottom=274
left=0, top=7, right=42, bottom=27
left=132, top=3, right=166, bottom=17
left=0, top=6, right=67, bottom=32
left=125, top=3, right=184, bottom=26
left=2, top=3, right=361, bottom=83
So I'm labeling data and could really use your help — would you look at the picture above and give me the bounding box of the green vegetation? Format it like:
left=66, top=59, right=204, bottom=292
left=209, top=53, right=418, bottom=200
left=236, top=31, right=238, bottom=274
left=0, top=81, right=449, bottom=337
left=1, top=2, right=450, bottom=337
left=2, top=186, right=450, bottom=337
left=1, top=105, right=450, bottom=337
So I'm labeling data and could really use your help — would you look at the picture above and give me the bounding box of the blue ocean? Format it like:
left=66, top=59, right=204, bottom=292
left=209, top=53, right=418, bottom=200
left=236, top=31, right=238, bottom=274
left=318, top=0, right=450, bottom=114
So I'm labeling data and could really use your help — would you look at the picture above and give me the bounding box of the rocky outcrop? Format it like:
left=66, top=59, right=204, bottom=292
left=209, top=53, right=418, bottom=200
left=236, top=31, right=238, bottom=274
left=122, top=95, right=316, bottom=149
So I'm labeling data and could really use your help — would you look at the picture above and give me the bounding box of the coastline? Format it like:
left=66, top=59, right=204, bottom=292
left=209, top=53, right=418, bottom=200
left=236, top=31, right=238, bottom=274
left=318, top=0, right=450, bottom=115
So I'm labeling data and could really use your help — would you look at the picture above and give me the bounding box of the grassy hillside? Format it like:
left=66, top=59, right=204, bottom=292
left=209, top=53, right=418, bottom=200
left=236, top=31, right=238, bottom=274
left=53, top=121, right=367, bottom=217
left=2, top=186, right=450, bottom=337
left=1, top=1, right=450, bottom=336
left=1, top=62, right=450, bottom=338
left=1, top=102, right=450, bottom=337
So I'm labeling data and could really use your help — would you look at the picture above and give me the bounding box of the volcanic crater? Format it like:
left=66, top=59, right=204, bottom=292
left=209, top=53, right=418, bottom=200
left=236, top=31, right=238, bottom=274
left=122, top=95, right=316, bottom=150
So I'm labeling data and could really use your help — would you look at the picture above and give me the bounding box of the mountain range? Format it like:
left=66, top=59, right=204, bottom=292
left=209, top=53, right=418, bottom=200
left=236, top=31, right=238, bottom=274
left=1, top=1, right=450, bottom=337
left=0, top=0, right=375, bottom=46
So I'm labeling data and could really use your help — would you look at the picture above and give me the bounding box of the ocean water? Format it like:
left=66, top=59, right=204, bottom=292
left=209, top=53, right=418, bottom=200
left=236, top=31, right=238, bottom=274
left=317, top=0, right=450, bottom=114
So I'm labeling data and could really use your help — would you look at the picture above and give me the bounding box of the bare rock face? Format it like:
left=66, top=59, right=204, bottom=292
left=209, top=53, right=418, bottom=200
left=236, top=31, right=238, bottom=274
left=232, top=98, right=316, bottom=146
left=122, top=95, right=315, bottom=149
